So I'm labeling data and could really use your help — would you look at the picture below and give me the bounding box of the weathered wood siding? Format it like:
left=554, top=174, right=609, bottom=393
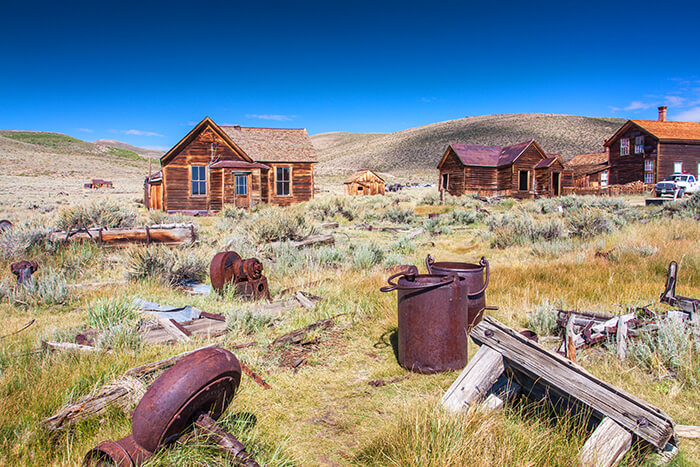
left=511, top=145, right=546, bottom=198
left=608, top=127, right=655, bottom=185
left=535, top=159, right=567, bottom=198
left=265, top=162, right=315, bottom=206
left=163, top=126, right=247, bottom=212
left=464, top=166, right=499, bottom=193
left=223, top=169, right=262, bottom=208
left=658, top=142, right=700, bottom=181
left=438, top=149, right=465, bottom=195
left=345, top=170, right=385, bottom=195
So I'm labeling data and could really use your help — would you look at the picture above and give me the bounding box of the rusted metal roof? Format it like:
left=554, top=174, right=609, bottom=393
left=535, top=157, right=557, bottom=169
left=448, top=140, right=534, bottom=167
left=220, top=126, right=318, bottom=163
left=209, top=160, right=271, bottom=170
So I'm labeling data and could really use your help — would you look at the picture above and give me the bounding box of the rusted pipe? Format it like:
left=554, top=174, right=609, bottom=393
left=194, top=412, right=260, bottom=467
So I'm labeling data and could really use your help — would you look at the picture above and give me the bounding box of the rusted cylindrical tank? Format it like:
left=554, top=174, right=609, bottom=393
left=425, top=255, right=489, bottom=330
left=381, top=272, right=468, bottom=374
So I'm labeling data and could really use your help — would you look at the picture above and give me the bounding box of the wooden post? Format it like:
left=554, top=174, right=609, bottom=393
left=566, top=314, right=578, bottom=364
left=441, top=346, right=504, bottom=413
left=579, top=417, right=632, bottom=467
left=617, top=315, right=633, bottom=361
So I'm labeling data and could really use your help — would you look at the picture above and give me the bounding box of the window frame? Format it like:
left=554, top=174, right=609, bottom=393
left=441, top=173, right=449, bottom=190
left=635, top=136, right=644, bottom=154
left=275, top=166, right=292, bottom=197
left=645, top=159, right=654, bottom=172
left=518, top=170, right=529, bottom=191
left=600, top=171, right=609, bottom=187
left=674, top=162, right=683, bottom=173
left=191, top=165, right=207, bottom=196
left=644, top=172, right=654, bottom=184
left=620, top=138, right=630, bottom=156
left=235, top=174, right=248, bottom=196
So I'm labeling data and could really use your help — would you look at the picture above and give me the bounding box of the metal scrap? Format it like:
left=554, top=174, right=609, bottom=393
left=210, top=251, right=270, bottom=300
left=10, top=260, right=38, bottom=286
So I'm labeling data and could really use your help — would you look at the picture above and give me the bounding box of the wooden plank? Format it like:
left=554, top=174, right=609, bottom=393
left=158, top=317, right=190, bottom=342
left=579, top=417, right=632, bottom=467
left=43, top=341, right=104, bottom=353
left=617, top=315, right=634, bottom=360
left=441, top=346, right=504, bottom=413
left=675, top=425, right=700, bottom=439
left=471, top=316, right=675, bottom=449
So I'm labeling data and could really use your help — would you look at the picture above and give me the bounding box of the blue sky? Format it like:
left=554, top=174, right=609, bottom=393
left=1, top=0, right=699, bottom=150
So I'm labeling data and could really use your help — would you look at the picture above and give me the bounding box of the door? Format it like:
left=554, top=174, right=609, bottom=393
left=552, top=172, right=560, bottom=196
left=234, top=173, right=251, bottom=208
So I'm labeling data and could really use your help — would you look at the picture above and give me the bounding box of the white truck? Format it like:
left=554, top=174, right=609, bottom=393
left=654, top=173, right=700, bottom=198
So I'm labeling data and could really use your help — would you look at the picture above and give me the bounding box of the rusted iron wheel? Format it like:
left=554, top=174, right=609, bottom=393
left=210, top=251, right=242, bottom=293
left=0, top=220, right=12, bottom=231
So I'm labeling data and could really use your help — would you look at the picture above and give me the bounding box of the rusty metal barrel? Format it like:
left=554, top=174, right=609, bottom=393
left=425, top=255, right=489, bottom=330
left=381, top=272, right=468, bottom=374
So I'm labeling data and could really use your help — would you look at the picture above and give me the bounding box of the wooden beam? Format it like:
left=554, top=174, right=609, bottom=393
left=441, top=346, right=504, bottom=413
left=470, top=316, right=675, bottom=450
left=579, top=417, right=632, bottom=467
left=676, top=425, right=700, bottom=439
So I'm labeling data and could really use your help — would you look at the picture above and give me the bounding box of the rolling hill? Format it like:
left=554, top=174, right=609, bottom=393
left=312, top=113, right=624, bottom=175
left=94, top=139, right=164, bottom=158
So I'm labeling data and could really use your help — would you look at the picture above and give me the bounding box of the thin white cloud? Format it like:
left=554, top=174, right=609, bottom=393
left=245, top=114, right=295, bottom=121
left=608, top=106, right=621, bottom=112
left=420, top=97, right=436, bottom=103
left=675, top=107, right=700, bottom=122
left=122, top=129, right=164, bottom=137
left=76, top=127, right=93, bottom=133
left=142, top=145, right=170, bottom=151
left=665, top=95, right=685, bottom=107
left=624, top=101, right=655, bottom=111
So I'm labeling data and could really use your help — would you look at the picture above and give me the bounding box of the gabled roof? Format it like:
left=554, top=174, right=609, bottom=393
left=605, top=120, right=700, bottom=146
left=220, top=126, right=318, bottom=162
left=535, top=157, right=557, bottom=169
left=438, top=140, right=540, bottom=168
left=160, top=117, right=252, bottom=166
left=568, top=152, right=609, bottom=176
left=344, top=169, right=385, bottom=184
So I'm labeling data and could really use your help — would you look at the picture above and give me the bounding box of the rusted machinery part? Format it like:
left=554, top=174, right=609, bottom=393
left=0, top=219, right=12, bottom=231
left=210, top=251, right=265, bottom=293
left=10, top=260, right=38, bottom=285
left=194, top=412, right=261, bottom=467
left=132, top=347, right=242, bottom=453
left=83, top=347, right=242, bottom=466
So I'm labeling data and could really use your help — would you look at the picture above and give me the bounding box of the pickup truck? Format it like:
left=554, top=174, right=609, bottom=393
left=654, top=173, right=700, bottom=197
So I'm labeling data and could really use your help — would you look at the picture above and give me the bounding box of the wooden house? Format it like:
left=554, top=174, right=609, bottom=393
left=344, top=169, right=385, bottom=196
left=84, top=179, right=114, bottom=189
left=568, top=152, right=610, bottom=188
left=604, top=106, right=700, bottom=185
left=436, top=140, right=572, bottom=198
left=144, top=117, right=317, bottom=213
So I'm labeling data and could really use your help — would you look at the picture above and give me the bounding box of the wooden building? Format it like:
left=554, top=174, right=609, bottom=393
left=144, top=117, right=317, bottom=213
left=604, top=106, right=700, bottom=185
left=568, top=152, right=609, bottom=188
left=344, top=169, right=385, bottom=196
left=436, top=140, right=572, bottom=198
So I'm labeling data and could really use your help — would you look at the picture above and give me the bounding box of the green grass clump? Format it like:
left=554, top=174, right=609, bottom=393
left=2, top=131, right=82, bottom=147
left=245, top=207, right=315, bottom=243
left=87, top=299, right=143, bottom=350
left=0, top=222, right=57, bottom=260
left=381, top=207, right=415, bottom=224
left=56, top=200, right=136, bottom=230
left=4, top=267, right=69, bottom=306
left=106, top=146, right=142, bottom=160
left=487, top=211, right=567, bottom=248
left=352, top=242, right=385, bottom=269
left=226, top=309, right=275, bottom=335
left=527, top=300, right=559, bottom=336
left=127, top=246, right=207, bottom=286
left=306, top=196, right=358, bottom=221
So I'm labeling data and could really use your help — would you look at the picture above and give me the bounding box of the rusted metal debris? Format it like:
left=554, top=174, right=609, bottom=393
left=84, top=347, right=259, bottom=467
left=661, top=261, right=699, bottom=319
left=210, top=251, right=270, bottom=301
left=0, top=219, right=12, bottom=231
left=269, top=315, right=340, bottom=348
left=239, top=360, right=272, bottom=389
left=381, top=270, right=469, bottom=374
left=425, top=254, right=489, bottom=330
left=10, top=260, right=38, bottom=286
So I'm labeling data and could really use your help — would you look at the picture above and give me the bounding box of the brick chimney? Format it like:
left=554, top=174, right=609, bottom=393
left=658, top=106, right=667, bottom=122
left=233, top=124, right=241, bottom=130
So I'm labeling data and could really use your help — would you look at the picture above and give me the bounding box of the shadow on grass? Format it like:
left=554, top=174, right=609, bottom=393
left=374, top=327, right=399, bottom=363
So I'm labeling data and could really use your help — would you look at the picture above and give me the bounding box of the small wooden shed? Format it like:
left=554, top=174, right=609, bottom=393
left=344, top=170, right=385, bottom=196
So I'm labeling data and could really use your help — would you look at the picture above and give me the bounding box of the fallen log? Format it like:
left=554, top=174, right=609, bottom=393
left=49, top=223, right=195, bottom=246
left=43, top=341, right=105, bottom=353
left=268, top=234, right=334, bottom=250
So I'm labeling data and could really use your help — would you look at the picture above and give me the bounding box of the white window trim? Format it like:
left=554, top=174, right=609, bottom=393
left=518, top=170, right=530, bottom=191
left=274, top=165, right=293, bottom=197
left=635, top=136, right=644, bottom=154
left=674, top=162, right=683, bottom=173
left=235, top=174, right=248, bottom=196
left=620, top=138, right=630, bottom=156
left=600, top=171, right=609, bottom=187
left=190, top=165, right=207, bottom=197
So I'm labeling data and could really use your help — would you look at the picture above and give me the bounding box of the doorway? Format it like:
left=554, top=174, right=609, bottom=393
left=233, top=172, right=251, bottom=208
left=519, top=170, right=529, bottom=191
left=552, top=172, right=560, bottom=196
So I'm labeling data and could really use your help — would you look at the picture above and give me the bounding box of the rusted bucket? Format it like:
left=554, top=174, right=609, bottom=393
left=425, top=255, right=489, bottom=330
left=381, top=272, right=468, bottom=374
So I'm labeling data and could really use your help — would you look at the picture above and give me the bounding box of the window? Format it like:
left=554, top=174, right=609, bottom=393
left=191, top=166, right=206, bottom=195
left=235, top=175, right=247, bottom=195
left=635, top=136, right=644, bottom=154
left=674, top=162, right=683, bottom=173
left=645, top=159, right=654, bottom=172
left=600, top=171, right=608, bottom=187
left=276, top=167, right=291, bottom=196
left=441, top=173, right=449, bottom=190
left=645, top=173, right=654, bottom=184
left=620, top=138, right=630, bottom=156
left=518, top=170, right=529, bottom=191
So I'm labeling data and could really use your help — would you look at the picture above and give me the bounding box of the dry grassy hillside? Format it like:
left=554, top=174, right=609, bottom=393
left=0, top=131, right=150, bottom=216
left=312, top=113, right=624, bottom=177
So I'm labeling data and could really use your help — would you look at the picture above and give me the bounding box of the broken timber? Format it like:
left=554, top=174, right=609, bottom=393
left=49, top=223, right=195, bottom=246
left=442, top=316, right=676, bottom=462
